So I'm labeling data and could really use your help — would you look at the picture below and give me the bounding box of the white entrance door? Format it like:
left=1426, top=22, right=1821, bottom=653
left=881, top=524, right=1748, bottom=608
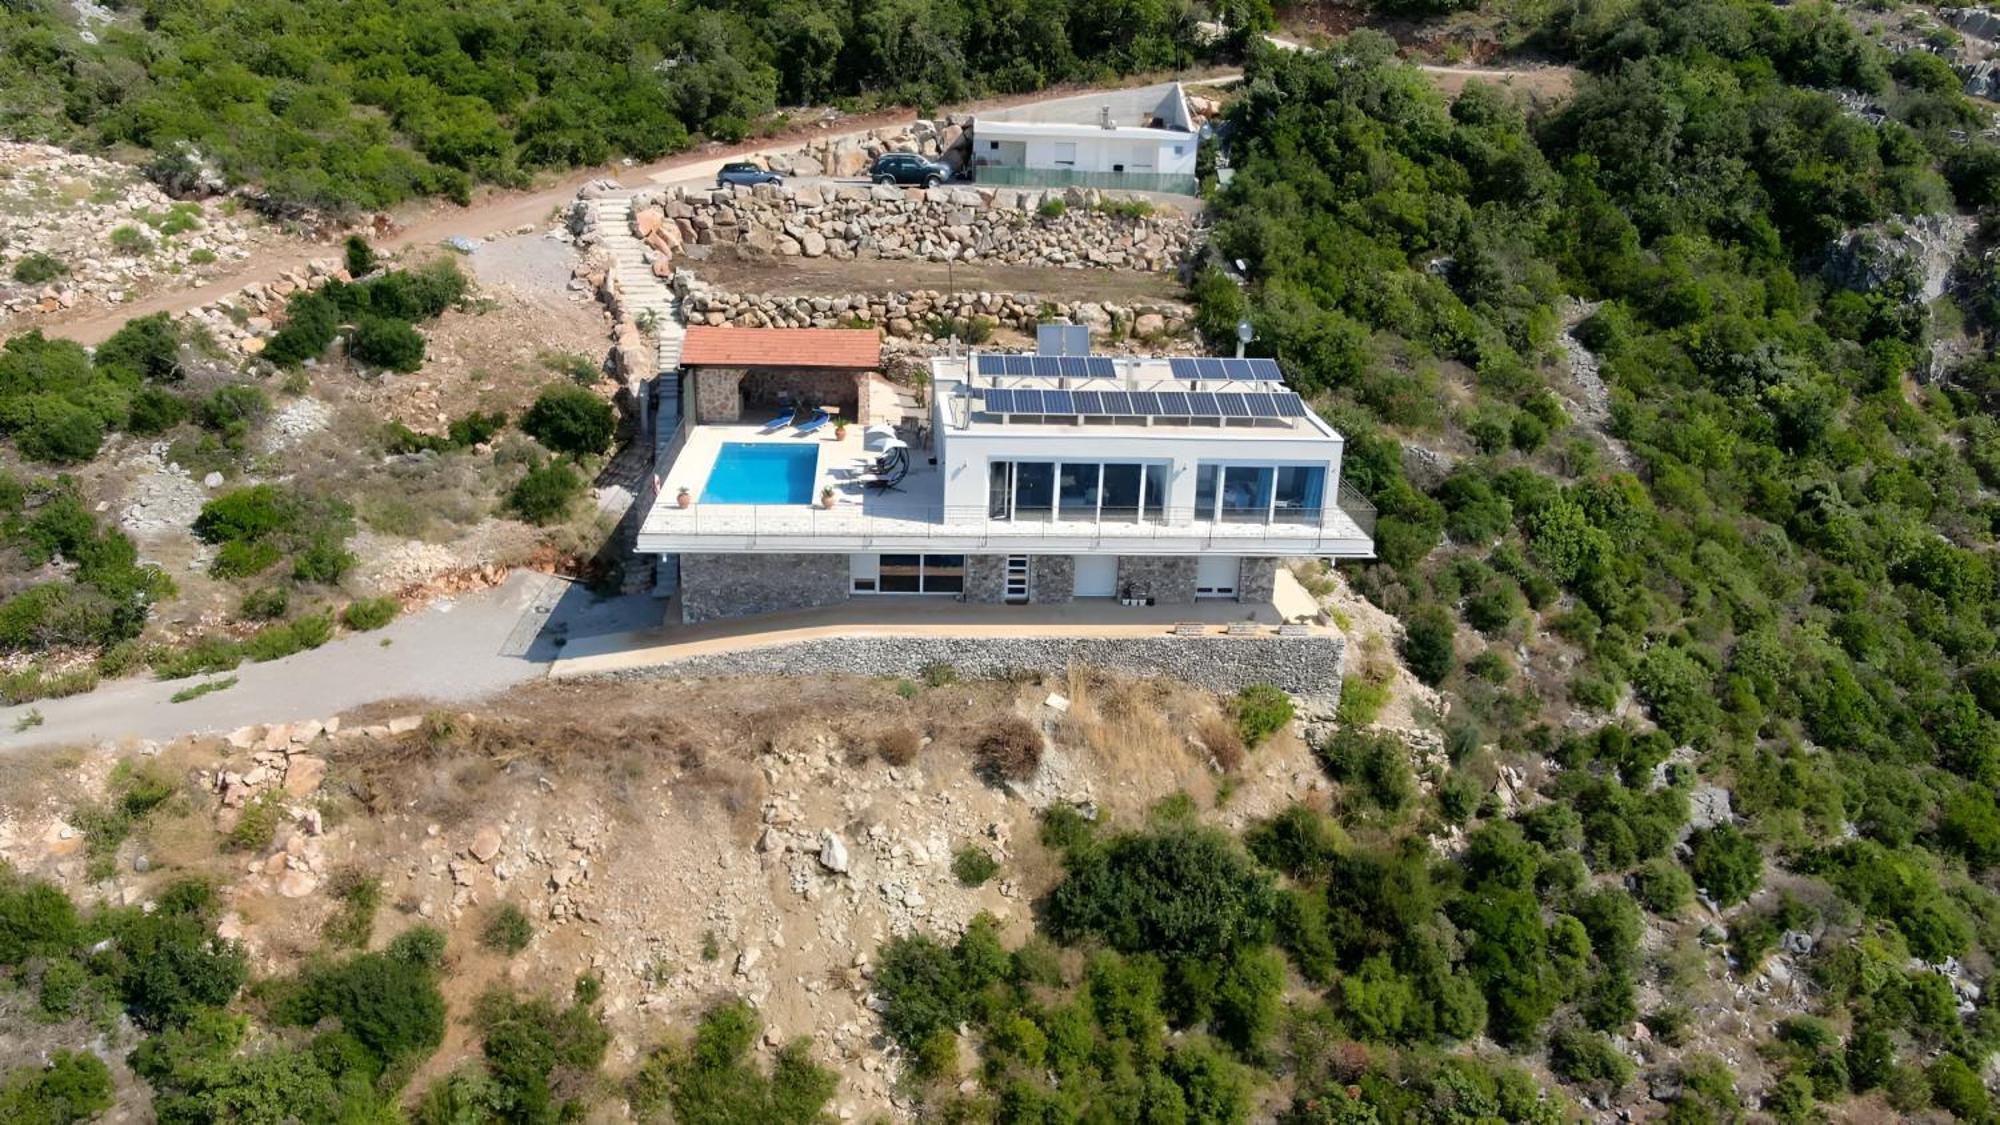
left=1194, top=555, right=1238, bottom=598
left=1074, top=555, right=1117, bottom=598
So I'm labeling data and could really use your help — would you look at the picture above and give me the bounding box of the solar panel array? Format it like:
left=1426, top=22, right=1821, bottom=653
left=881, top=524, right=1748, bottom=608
left=983, top=388, right=1307, bottom=420
left=974, top=354, right=1118, bottom=379
left=1166, top=357, right=1283, bottom=382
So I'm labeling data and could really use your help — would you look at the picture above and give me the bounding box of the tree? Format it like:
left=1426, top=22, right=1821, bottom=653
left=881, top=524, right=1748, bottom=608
left=1401, top=603, right=1457, bottom=686
left=1685, top=824, right=1761, bottom=907
left=520, top=385, right=615, bottom=457
left=1045, top=825, right=1277, bottom=958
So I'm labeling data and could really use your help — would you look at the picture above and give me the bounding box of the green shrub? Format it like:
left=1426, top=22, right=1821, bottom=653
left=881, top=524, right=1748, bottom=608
left=469, top=987, right=609, bottom=1122
left=109, top=225, right=153, bottom=255
left=209, top=538, right=280, bottom=577
left=342, top=597, right=398, bottom=631
left=1549, top=1027, right=1635, bottom=1089
left=96, top=313, right=184, bottom=383
left=127, top=385, right=189, bottom=433
left=1633, top=857, right=1695, bottom=916
left=150, top=636, right=243, bottom=680
left=952, top=845, right=999, bottom=887
left=344, top=235, right=377, bottom=277
left=291, top=537, right=356, bottom=584
left=11, top=252, right=65, bottom=285
left=1038, top=803, right=1097, bottom=854
left=1045, top=825, right=1276, bottom=958
left=480, top=903, right=534, bottom=955
left=625, top=999, right=838, bottom=1125
left=324, top=868, right=382, bottom=949
left=1231, top=684, right=1294, bottom=748
left=0, top=1050, right=114, bottom=1123
left=243, top=614, right=334, bottom=662
left=239, top=586, right=289, bottom=620
left=508, top=460, right=584, bottom=525
left=227, top=793, right=282, bottom=852
left=1685, top=824, right=1762, bottom=907
left=278, top=948, right=446, bottom=1074
left=13, top=397, right=105, bottom=463
left=1037, top=197, right=1067, bottom=218
left=520, top=385, right=615, bottom=457
left=349, top=317, right=426, bottom=372
left=194, top=485, right=289, bottom=544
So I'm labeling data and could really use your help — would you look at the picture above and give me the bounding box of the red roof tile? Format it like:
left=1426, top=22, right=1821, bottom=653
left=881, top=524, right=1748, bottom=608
left=679, top=326, right=881, bottom=369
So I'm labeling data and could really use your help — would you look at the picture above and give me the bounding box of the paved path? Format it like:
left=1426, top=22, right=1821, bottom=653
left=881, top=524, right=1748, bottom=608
left=0, top=573, right=657, bottom=752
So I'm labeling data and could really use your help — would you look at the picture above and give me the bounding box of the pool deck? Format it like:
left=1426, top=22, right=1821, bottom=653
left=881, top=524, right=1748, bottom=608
left=660, top=421, right=885, bottom=512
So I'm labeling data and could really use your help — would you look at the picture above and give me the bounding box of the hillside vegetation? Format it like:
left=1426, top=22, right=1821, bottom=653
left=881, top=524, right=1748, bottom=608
left=0, top=0, right=1266, bottom=211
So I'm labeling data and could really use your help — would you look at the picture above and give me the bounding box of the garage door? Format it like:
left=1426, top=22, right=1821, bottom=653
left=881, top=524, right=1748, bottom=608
left=1074, top=556, right=1118, bottom=598
left=1195, top=555, right=1237, bottom=598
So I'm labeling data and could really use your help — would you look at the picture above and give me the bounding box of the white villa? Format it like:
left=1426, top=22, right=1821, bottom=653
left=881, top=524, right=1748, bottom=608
left=639, top=329, right=1376, bottom=624
left=969, top=82, right=1200, bottom=195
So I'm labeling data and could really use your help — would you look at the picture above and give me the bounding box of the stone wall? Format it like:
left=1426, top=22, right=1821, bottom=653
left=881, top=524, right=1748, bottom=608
left=1031, top=555, right=1075, bottom=604
left=739, top=368, right=866, bottom=420
left=630, top=181, right=1200, bottom=272
left=679, top=281, right=1191, bottom=344
left=583, top=632, right=1347, bottom=709
left=1117, top=556, right=1197, bottom=605
left=691, top=368, right=744, bottom=424
left=678, top=553, right=850, bottom=624
left=964, top=555, right=1009, bottom=604
left=1237, top=557, right=1279, bottom=606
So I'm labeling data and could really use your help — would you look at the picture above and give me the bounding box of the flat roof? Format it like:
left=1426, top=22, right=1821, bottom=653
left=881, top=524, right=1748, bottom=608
left=929, top=354, right=1341, bottom=441
left=973, top=120, right=1194, bottom=143
left=681, top=327, right=881, bottom=369
left=979, top=81, right=1194, bottom=131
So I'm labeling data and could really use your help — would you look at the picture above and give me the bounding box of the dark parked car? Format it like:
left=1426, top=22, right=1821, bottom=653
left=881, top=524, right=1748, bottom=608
left=716, top=162, right=782, bottom=188
left=869, top=152, right=950, bottom=187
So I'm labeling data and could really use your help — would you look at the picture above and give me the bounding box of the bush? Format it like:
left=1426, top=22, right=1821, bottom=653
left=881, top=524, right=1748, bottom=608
left=0, top=1050, right=114, bottom=1124
left=239, top=586, right=289, bottom=620
left=952, top=846, right=999, bottom=887
left=11, top=252, right=65, bottom=285
left=877, top=726, right=922, bottom=765
left=291, top=537, right=355, bottom=584
left=349, top=317, right=426, bottom=372
left=279, top=949, right=446, bottom=1073
left=520, top=385, right=615, bottom=457
left=1685, top=824, right=1762, bottom=907
left=1549, top=1027, right=1635, bottom=1089
left=470, top=987, right=609, bottom=1123
left=13, top=398, right=104, bottom=463
left=1045, top=825, right=1276, bottom=958
left=344, top=235, right=377, bottom=277
left=481, top=903, right=534, bottom=955
left=508, top=461, right=584, bottom=525
left=1633, top=857, right=1695, bottom=916
left=1232, top=684, right=1295, bottom=747
left=127, top=386, right=189, bottom=433
left=193, top=485, right=289, bottom=545
left=227, top=793, right=282, bottom=852
left=1038, top=197, right=1067, bottom=218
left=976, top=716, right=1044, bottom=781
left=209, top=538, right=280, bottom=578
left=626, top=999, right=837, bottom=1125
left=341, top=597, right=398, bottom=631
left=324, top=868, right=382, bottom=949
left=110, top=225, right=153, bottom=254
left=242, top=614, right=333, bottom=662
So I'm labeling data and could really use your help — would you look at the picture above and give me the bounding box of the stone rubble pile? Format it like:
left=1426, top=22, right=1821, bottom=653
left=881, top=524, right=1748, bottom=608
left=176, top=258, right=352, bottom=356
left=672, top=275, right=1193, bottom=342
left=612, top=181, right=1201, bottom=272
left=756, top=115, right=975, bottom=179
left=0, top=141, right=271, bottom=318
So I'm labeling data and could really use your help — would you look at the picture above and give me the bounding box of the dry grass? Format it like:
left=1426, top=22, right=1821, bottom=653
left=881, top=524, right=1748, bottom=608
left=877, top=726, right=923, bottom=766
left=976, top=716, right=1044, bottom=782
left=1196, top=712, right=1246, bottom=773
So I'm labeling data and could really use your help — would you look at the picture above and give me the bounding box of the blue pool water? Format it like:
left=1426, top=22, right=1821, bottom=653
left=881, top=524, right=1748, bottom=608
left=701, top=442, right=818, bottom=504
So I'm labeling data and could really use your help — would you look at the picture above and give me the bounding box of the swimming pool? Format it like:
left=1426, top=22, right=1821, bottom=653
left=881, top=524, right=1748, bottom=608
left=700, top=442, right=818, bottom=504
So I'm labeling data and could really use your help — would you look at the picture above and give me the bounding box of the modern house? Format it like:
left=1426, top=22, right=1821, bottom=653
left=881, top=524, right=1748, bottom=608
left=639, top=341, right=1376, bottom=624
left=969, top=82, right=1200, bottom=195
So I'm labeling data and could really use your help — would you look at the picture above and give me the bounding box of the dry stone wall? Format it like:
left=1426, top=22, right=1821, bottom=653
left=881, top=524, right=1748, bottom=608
left=674, top=278, right=1192, bottom=343
left=627, top=181, right=1201, bottom=272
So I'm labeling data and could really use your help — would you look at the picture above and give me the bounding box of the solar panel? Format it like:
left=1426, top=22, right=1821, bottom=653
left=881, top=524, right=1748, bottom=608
left=1084, top=357, right=1117, bottom=378
left=1186, top=392, right=1219, bottom=415
left=1127, top=391, right=1161, bottom=414
left=1215, top=392, right=1250, bottom=418
left=1246, top=358, right=1282, bottom=381
left=1002, top=355, right=1033, bottom=377
left=976, top=354, right=1006, bottom=376
left=1037, top=323, right=1091, bottom=356
left=1168, top=357, right=1202, bottom=380
left=1071, top=390, right=1103, bottom=414
left=1154, top=391, right=1192, bottom=416
left=1196, top=358, right=1229, bottom=381
left=1042, top=390, right=1076, bottom=414
left=984, top=388, right=1015, bottom=413
left=1058, top=357, right=1090, bottom=379
left=1273, top=393, right=1307, bottom=417
left=1011, top=389, right=1045, bottom=414
left=1245, top=394, right=1281, bottom=418
left=1096, top=391, right=1134, bottom=415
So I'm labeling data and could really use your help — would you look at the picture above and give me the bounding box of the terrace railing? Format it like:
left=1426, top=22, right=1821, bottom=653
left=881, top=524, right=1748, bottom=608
left=971, top=165, right=1199, bottom=196
left=1336, top=481, right=1377, bottom=540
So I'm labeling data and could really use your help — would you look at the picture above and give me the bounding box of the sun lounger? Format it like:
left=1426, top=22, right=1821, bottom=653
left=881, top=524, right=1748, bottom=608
left=760, top=407, right=796, bottom=433
left=794, top=410, right=830, bottom=437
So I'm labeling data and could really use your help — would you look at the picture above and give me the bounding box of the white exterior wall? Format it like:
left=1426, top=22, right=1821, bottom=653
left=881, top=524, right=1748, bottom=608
left=976, top=130, right=1197, bottom=176
left=934, top=427, right=1344, bottom=527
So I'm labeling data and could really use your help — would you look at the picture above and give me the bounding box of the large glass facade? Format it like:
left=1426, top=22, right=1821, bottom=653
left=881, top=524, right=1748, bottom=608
left=989, top=460, right=1163, bottom=523
left=1193, top=463, right=1327, bottom=524
left=876, top=554, right=965, bottom=594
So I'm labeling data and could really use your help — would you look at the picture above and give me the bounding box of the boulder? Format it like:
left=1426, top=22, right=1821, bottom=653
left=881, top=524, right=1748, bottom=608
left=277, top=871, right=318, bottom=898
left=469, top=824, right=504, bottom=863
left=282, top=755, right=327, bottom=798
left=819, top=831, right=851, bottom=874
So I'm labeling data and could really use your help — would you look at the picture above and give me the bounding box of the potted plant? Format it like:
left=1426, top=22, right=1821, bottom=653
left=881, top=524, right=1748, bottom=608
left=676, top=486, right=692, bottom=509
left=833, top=417, right=848, bottom=440
left=819, top=486, right=836, bottom=510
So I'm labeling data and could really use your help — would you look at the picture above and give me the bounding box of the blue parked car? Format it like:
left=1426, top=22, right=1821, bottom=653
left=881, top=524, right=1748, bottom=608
left=716, top=162, right=782, bottom=188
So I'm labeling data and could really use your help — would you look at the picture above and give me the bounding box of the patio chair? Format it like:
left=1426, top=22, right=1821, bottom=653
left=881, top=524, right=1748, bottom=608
left=759, top=407, right=797, bottom=433
left=857, top=449, right=910, bottom=492
left=794, top=409, right=831, bottom=437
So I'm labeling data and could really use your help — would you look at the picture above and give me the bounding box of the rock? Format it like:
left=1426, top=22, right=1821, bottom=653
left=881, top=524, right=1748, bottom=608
left=1133, top=312, right=1166, bottom=339
left=736, top=947, right=761, bottom=976
left=801, top=230, right=827, bottom=258
left=277, top=871, right=318, bottom=898
left=282, top=755, right=327, bottom=798
left=217, top=915, right=244, bottom=941
left=819, top=831, right=851, bottom=874
left=469, top=825, right=504, bottom=863
left=386, top=715, right=422, bottom=735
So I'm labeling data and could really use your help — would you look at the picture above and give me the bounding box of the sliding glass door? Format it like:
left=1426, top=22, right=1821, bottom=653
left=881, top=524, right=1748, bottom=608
left=988, top=460, right=1162, bottom=523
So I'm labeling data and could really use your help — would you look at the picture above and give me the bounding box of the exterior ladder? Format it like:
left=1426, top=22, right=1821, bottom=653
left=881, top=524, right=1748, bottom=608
left=1003, top=556, right=1030, bottom=603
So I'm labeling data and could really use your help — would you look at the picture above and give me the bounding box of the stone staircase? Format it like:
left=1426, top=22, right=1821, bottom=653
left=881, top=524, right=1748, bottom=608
left=588, top=193, right=689, bottom=596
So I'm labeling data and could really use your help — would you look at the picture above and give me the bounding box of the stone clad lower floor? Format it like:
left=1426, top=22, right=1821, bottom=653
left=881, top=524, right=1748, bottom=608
left=673, top=551, right=1282, bottom=624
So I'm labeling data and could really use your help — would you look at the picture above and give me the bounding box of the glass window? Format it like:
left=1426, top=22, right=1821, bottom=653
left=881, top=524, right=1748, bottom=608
left=1221, top=466, right=1274, bottom=522
left=1013, top=462, right=1055, bottom=520
left=880, top=554, right=923, bottom=593
left=924, top=555, right=965, bottom=594
left=1195, top=464, right=1218, bottom=521
left=1101, top=464, right=1142, bottom=521
left=1273, top=466, right=1325, bottom=524
left=988, top=461, right=1010, bottom=518
left=1058, top=463, right=1098, bottom=520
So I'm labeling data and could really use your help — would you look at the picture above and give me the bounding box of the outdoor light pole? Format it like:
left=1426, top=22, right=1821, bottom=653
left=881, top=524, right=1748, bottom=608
left=1235, top=318, right=1253, bottom=359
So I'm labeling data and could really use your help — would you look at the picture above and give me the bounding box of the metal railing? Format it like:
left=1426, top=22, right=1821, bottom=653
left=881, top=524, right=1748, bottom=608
left=642, top=502, right=1376, bottom=552
left=971, top=165, right=1199, bottom=196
